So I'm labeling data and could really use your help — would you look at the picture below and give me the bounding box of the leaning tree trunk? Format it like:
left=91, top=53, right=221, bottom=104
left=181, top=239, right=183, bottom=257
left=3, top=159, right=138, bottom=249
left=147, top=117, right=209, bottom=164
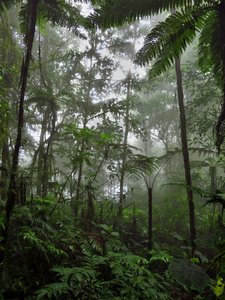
left=175, top=57, right=196, bottom=256
left=5, top=0, right=39, bottom=239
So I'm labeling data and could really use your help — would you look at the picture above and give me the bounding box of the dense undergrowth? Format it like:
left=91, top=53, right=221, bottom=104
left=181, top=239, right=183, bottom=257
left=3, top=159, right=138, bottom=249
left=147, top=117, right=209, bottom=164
left=2, top=1, right=225, bottom=299
left=0, top=195, right=225, bottom=300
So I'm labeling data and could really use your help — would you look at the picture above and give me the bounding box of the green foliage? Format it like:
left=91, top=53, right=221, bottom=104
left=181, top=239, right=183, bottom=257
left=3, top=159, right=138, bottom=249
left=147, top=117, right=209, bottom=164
left=211, top=276, right=225, bottom=298
left=184, top=62, right=220, bottom=148
left=0, top=198, right=74, bottom=296
left=0, top=97, right=9, bottom=147
left=18, top=0, right=85, bottom=38
left=126, top=150, right=179, bottom=187
left=89, top=0, right=201, bottom=28
left=90, top=0, right=225, bottom=148
left=35, top=282, right=69, bottom=299
left=36, top=251, right=172, bottom=300
left=149, top=250, right=173, bottom=264
left=35, top=266, right=99, bottom=299
left=0, top=0, right=20, bottom=13
left=126, top=154, right=162, bottom=181
left=2, top=1, right=224, bottom=300
left=136, top=7, right=207, bottom=77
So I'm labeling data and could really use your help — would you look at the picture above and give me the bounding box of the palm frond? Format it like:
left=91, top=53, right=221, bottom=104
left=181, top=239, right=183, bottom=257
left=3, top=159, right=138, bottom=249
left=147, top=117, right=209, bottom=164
left=38, top=0, right=86, bottom=38
left=211, top=2, right=225, bottom=150
left=207, top=12, right=225, bottom=89
left=126, top=154, right=162, bottom=180
left=198, top=11, right=216, bottom=73
left=18, top=2, right=28, bottom=34
left=88, top=0, right=205, bottom=28
left=0, top=0, right=20, bottom=13
left=188, top=147, right=216, bottom=156
left=203, top=194, right=225, bottom=207
left=27, top=88, right=59, bottom=113
left=135, top=6, right=213, bottom=78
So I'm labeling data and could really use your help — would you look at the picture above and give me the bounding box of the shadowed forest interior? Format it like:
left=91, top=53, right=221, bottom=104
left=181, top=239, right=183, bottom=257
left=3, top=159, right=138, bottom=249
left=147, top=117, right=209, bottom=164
left=1, top=0, right=225, bottom=299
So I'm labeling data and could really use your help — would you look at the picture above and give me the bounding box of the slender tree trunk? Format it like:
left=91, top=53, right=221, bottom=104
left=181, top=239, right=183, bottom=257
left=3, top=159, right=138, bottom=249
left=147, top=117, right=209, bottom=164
left=42, top=109, right=57, bottom=197
left=74, top=46, right=94, bottom=214
left=29, top=147, right=39, bottom=198
left=209, top=165, right=217, bottom=231
left=74, top=107, right=88, bottom=216
left=118, top=24, right=138, bottom=218
left=1, top=143, right=9, bottom=202
left=75, top=139, right=85, bottom=205
left=5, top=0, right=39, bottom=238
left=37, top=111, right=48, bottom=195
left=209, top=166, right=217, bottom=194
left=148, top=186, right=153, bottom=251
left=216, top=0, right=225, bottom=151
left=38, top=27, right=56, bottom=197
left=175, top=57, right=196, bottom=255
left=118, top=73, right=131, bottom=217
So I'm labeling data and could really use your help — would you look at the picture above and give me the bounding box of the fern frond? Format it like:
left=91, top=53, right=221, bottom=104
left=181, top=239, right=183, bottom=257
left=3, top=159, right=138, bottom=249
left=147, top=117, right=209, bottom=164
left=0, top=0, right=20, bottom=13
left=198, top=11, right=216, bottom=73
left=38, top=0, right=86, bottom=38
left=135, top=6, right=213, bottom=77
left=126, top=154, right=162, bottom=181
left=211, top=3, right=225, bottom=150
left=35, top=282, right=69, bottom=299
left=88, top=0, right=206, bottom=28
left=188, top=147, right=216, bottom=156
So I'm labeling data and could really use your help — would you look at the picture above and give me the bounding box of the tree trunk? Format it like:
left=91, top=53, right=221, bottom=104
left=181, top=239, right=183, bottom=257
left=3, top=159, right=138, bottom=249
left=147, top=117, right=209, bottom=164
left=209, top=165, right=217, bottom=231
left=74, top=46, right=94, bottom=215
left=42, top=109, right=57, bottom=197
left=118, top=25, right=138, bottom=218
left=118, top=73, right=131, bottom=217
left=215, top=0, right=225, bottom=151
left=175, top=57, right=196, bottom=256
left=1, top=143, right=9, bottom=202
left=209, top=165, right=217, bottom=194
left=75, top=139, right=85, bottom=209
left=36, top=110, right=48, bottom=196
left=5, top=0, right=39, bottom=238
left=148, top=187, right=153, bottom=251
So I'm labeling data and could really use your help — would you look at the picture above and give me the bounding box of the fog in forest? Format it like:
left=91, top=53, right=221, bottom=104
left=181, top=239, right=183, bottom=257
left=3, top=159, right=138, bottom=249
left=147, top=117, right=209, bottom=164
left=0, top=1, right=224, bottom=299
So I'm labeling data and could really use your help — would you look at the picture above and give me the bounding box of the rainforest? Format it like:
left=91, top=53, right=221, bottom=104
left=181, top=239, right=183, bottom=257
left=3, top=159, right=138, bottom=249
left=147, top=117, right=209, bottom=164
left=1, top=0, right=225, bottom=299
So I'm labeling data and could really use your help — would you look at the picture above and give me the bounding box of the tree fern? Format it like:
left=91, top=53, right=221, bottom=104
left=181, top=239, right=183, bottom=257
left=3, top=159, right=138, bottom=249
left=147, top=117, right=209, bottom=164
left=126, top=151, right=179, bottom=183
left=90, top=0, right=225, bottom=149
left=126, top=154, right=162, bottom=181
left=135, top=6, right=212, bottom=77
